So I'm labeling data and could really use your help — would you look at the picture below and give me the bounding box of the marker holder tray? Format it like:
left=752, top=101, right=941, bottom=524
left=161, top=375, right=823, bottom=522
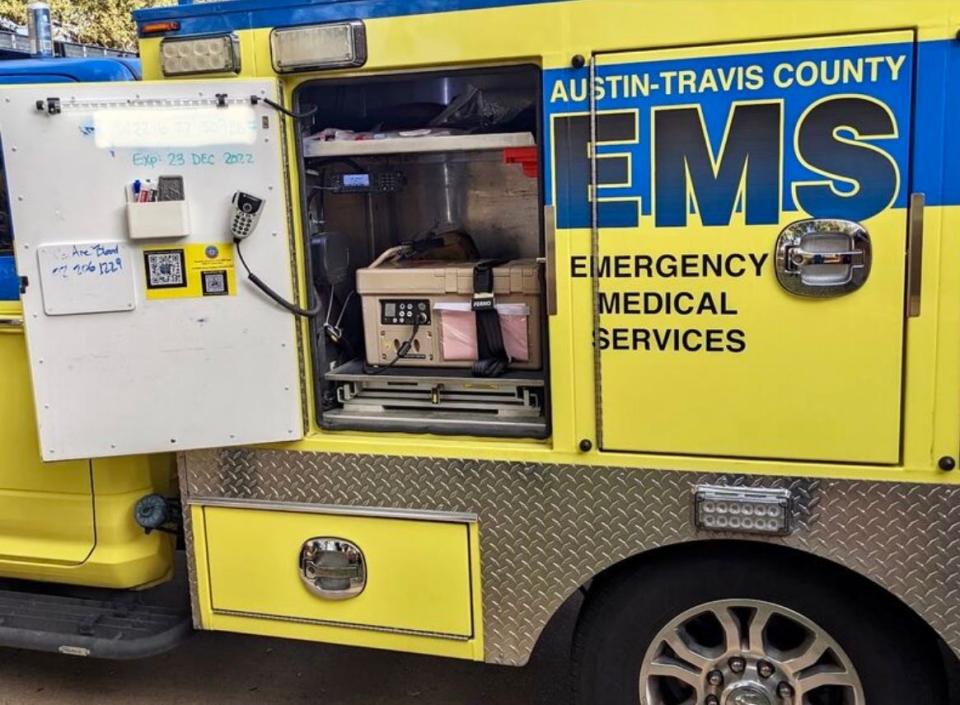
left=126, top=201, right=191, bottom=241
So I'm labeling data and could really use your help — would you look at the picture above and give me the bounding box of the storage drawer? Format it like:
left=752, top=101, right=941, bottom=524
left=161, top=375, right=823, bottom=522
left=202, top=507, right=474, bottom=639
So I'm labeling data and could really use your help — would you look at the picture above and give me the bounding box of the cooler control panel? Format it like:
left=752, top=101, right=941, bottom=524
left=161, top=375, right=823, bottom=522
left=381, top=298, right=431, bottom=325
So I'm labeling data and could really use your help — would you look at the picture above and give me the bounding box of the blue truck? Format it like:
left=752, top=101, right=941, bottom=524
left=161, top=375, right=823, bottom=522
left=0, top=41, right=139, bottom=300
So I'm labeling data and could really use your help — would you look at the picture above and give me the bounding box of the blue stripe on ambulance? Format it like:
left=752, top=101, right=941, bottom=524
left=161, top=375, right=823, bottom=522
left=915, top=38, right=960, bottom=208
left=134, top=0, right=567, bottom=36
left=543, top=38, right=960, bottom=229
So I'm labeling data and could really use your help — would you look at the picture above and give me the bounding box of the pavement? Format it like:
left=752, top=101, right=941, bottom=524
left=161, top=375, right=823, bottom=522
left=0, top=596, right=581, bottom=705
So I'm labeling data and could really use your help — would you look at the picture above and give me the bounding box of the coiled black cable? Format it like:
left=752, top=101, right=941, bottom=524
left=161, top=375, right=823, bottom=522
left=235, top=239, right=321, bottom=318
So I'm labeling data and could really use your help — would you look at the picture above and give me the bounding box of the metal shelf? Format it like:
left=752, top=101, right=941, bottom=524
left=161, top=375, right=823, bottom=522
left=303, top=131, right=535, bottom=158
left=323, top=359, right=548, bottom=439
left=326, top=359, right=545, bottom=386
left=324, top=408, right=548, bottom=437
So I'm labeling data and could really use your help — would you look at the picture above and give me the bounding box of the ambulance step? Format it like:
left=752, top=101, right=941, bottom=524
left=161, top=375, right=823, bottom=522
left=0, top=579, right=191, bottom=659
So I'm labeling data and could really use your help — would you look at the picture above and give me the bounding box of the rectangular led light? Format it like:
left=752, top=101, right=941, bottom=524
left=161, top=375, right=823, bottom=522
left=160, top=34, right=240, bottom=77
left=694, top=485, right=794, bottom=536
left=270, top=21, right=366, bottom=73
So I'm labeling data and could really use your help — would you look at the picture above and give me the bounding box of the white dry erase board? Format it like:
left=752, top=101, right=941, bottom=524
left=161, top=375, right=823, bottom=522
left=36, top=242, right=136, bottom=316
left=0, top=79, right=303, bottom=461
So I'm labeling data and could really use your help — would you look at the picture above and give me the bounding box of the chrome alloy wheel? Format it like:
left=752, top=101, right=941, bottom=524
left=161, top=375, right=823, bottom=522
left=639, top=599, right=864, bottom=705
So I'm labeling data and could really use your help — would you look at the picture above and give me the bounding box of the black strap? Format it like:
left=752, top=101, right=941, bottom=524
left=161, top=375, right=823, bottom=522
left=472, top=260, right=509, bottom=378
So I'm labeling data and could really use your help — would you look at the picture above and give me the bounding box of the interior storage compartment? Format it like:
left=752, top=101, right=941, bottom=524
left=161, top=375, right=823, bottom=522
left=296, top=66, right=548, bottom=439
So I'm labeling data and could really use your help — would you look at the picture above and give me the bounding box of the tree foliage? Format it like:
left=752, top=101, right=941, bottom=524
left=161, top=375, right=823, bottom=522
left=0, top=0, right=175, bottom=51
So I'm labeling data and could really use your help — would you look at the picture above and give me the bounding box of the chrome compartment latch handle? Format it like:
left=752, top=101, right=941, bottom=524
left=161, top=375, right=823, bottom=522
left=299, top=537, right=366, bottom=601
left=775, top=218, right=871, bottom=297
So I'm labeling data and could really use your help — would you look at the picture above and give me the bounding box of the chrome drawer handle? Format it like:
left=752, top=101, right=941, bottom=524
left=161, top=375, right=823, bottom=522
left=299, top=538, right=366, bottom=601
left=0, top=317, right=23, bottom=329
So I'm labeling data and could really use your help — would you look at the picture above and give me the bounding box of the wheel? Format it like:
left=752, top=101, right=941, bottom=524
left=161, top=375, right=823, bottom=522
left=571, top=547, right=946, bottom=705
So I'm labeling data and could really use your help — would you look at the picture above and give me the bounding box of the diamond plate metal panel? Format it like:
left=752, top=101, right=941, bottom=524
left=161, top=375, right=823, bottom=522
left=180, top=449, right=960, bottom=666
left=176, top=452, right=203, bottom=630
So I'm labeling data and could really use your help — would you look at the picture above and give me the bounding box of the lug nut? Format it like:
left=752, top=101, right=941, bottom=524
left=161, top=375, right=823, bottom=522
left=777, top=681, right=795, bottom=699
left=758, top=661, right=775, bottom=679
left=729, top=656, right=746, bottom=674
left=707, top=670, right=724, bottom=687
left=705, top=696, right=720, bottom=705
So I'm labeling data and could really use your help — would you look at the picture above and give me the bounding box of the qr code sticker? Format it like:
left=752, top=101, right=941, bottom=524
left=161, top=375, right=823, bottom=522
left=202, top=270, right=228, bottom=296
left=144, top=250, right=186, bottom=289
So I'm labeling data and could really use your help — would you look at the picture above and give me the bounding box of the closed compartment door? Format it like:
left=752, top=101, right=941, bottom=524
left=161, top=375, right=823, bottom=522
left=203, top=507, right=475, bottom=639
left=552, top=32, right=914, bottom=462
left=0, top=306, right=94, bottom=563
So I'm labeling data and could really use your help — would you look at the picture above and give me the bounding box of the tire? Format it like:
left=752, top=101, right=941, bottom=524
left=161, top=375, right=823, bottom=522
left=571, top=545, right=946, bottom=705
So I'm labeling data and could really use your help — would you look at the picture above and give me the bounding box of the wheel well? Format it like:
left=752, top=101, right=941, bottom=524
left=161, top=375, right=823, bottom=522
left=577, top=539, right=951, bottom=668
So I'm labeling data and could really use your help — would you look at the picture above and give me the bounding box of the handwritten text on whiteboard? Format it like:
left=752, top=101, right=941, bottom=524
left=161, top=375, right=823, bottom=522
left=94, top=106, right=258, bottom=149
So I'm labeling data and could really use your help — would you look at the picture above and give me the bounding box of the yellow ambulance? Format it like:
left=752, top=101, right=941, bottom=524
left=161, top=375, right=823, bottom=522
left=1, top=1, right=959, bottom=703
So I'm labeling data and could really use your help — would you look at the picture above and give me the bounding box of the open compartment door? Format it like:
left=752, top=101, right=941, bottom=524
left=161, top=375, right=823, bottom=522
left=0, top=79, right=303, bottom=461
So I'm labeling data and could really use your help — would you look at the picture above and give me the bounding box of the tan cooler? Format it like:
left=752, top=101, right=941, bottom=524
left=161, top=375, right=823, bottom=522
left=356, top=259, right=542, bottom=370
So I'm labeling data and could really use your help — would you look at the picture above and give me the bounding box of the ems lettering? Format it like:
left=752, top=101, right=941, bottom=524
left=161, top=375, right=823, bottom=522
left=654, top=102, right=780, bottom=227
left=553, top=111, right=639, bottom=228
left=792, top=97, right=899, bottom=221
left=552, top=96, right=900, bottom=228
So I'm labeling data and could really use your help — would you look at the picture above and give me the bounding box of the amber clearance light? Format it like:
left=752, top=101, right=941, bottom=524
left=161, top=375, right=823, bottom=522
left=141, top=20, right=181, bottom=36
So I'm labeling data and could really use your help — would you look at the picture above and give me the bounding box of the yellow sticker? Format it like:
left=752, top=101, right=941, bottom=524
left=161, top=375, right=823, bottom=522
left=143, top=243, right=237, bottom=300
